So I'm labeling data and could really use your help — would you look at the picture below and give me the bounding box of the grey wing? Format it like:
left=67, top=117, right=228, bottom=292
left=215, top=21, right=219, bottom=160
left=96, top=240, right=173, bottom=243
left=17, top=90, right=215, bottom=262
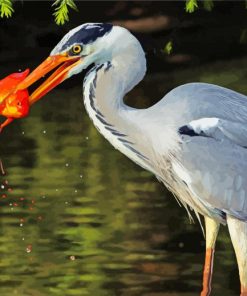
left=177, top=122, right=247, bottom=221
left=155, top=82, right=247, bottom=127
left=151, top=82, right=247, bottom=220
left=179, top=117, right=247, bottom=147
left=168, top=83, right=247, bottom=220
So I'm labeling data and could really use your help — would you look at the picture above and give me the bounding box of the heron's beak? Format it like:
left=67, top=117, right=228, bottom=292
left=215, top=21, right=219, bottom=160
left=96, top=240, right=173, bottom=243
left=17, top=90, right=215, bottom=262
left=17, top=54, right=81, bottom=105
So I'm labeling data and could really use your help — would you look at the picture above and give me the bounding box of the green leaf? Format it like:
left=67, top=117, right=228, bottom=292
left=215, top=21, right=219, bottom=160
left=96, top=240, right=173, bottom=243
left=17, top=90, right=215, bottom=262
left=0, top=0, right=14, bottom=18
left=185, top=0, right=198, bottom=13
left=163, top=41, right=173, bottom=55
left=67, top=0, right=77, bottom=10
left=53, top=0, right=78, bottom=26
left=203, top=0, right=214, bottom=11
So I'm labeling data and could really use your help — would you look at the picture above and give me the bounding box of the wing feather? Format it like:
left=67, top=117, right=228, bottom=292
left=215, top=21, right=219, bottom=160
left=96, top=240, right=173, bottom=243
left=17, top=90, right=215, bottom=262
left=178, top=135, right=247, bottom=221
left=144, top=82, right=247, bottom=221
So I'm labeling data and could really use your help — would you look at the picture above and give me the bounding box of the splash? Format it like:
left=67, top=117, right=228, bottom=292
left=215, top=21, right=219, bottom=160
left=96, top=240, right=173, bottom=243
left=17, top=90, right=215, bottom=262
left=0, top=159, right=46, bottom=258
left=26, top=244, right=32, bottom=253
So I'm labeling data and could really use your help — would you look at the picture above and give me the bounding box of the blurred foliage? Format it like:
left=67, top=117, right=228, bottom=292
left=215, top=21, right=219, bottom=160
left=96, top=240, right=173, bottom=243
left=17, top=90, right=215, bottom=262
left=163, top=40, right=173, bottom=55
left=203, top=0, right=214, bottom=11
left=53, top=0, right=78, bottom=25
left=185, top=0, right=199, bottom=13
left=185, top=0, right=214, bottom=13
left=0, top=0, right=13, bottom=18
left=0, top=0, right=78, bottom=25
left=0, top=0, right=245, bottom=25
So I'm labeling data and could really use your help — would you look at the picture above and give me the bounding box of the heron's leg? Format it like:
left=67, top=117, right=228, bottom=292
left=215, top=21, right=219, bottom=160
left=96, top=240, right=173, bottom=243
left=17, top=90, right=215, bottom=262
left=227, top=215, right=247, bottom=296
left=200, top=216, right=220, bottom=296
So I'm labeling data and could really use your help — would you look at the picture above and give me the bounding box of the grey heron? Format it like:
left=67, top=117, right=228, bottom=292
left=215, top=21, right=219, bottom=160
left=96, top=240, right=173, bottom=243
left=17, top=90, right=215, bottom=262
left=17, top=23, right=247, bottom=296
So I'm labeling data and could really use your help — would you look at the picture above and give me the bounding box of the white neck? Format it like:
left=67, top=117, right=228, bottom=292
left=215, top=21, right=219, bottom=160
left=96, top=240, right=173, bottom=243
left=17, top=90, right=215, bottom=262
left=82, top=41, right=152, bottom=170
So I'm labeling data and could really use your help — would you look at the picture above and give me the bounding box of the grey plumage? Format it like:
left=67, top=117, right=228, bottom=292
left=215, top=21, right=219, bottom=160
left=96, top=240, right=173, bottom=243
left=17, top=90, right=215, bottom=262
left=83, top=47, right=247, bottom=225
left=160, top=83, right=247, bottom=222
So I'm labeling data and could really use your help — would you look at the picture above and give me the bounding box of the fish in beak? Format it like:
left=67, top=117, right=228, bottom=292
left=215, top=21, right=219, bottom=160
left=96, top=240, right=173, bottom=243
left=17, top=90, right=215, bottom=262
left=0, top=69, right=30, bottom=131
left=0, top=54, right=81, bottom=132
left=17, top=53, right=81, bottom=105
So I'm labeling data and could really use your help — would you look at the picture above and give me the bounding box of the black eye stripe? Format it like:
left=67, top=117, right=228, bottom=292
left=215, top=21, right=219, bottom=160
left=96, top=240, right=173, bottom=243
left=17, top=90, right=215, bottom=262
left=60, top=23, right=113, bottom=51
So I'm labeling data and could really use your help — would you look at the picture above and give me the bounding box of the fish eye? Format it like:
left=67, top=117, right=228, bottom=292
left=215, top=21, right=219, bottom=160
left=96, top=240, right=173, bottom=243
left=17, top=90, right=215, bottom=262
left=17, top=102, right=21, bottom=106
left=71, top=44, right=82, bottom=55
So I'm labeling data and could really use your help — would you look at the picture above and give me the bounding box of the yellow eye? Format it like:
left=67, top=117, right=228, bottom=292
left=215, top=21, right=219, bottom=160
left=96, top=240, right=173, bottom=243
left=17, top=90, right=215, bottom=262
left=72, top=45, right=82, bottom=54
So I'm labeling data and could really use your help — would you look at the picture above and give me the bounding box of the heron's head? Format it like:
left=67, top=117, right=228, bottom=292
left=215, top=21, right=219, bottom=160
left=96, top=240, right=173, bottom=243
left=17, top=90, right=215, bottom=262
left=16, top=23, right=141, bottom=104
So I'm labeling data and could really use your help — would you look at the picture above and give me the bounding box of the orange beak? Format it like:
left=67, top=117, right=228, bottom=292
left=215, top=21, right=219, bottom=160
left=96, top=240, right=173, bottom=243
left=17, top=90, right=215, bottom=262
left=17, top=53, right=81, bottom=105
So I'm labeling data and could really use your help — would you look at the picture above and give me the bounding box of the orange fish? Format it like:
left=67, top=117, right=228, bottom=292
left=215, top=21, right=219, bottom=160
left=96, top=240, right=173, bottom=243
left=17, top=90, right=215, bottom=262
left=0, top=54, right=80, bottom=132
left=0, top=69, right=30, bottom=131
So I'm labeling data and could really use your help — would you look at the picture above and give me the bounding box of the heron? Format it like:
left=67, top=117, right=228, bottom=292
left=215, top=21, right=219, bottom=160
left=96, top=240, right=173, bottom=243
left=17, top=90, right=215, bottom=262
left=16, top=23, right=247, bottom=296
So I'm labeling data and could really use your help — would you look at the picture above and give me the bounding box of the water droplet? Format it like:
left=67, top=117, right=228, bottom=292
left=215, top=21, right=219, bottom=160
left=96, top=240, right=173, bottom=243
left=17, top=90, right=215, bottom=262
left=74, top=190, right=77, bottom=193
left=70, top=255, right=75, bottom=261
left=20, top=223, right=23, bottom=227
left=85, top=137, right=89, bottom=140
left=65, top=163, right=69, bottom=167
left=179, top=242, right=184, bottom=248
left=26, top=245, right=32, bottom=253
left=22, top=131, right=25, bottom=135
left=1, top=185, right=4, bottom=189
left=55, top=189, right=58, bottom=192
left=80, top=175, right=83, bottom=178
left=43, top=130, right=46, bottom=134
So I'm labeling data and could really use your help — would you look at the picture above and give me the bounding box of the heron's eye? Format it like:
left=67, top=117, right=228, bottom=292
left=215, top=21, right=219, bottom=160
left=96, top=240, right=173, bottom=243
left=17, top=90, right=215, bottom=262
left=71, top=45, right=82, bottom=55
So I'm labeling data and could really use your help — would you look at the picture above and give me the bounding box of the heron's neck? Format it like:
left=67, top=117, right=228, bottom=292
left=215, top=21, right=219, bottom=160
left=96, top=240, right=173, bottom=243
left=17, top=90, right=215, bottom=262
left=84, top=42, right=146, bottom=109
left=83, top=42, right=146, bottom=124
left=83, top=47, right=151, bottom=169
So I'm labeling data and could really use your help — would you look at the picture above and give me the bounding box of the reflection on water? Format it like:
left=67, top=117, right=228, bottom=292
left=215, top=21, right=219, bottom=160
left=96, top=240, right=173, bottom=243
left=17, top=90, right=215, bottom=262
left=0, top=60, right=245, bottom=296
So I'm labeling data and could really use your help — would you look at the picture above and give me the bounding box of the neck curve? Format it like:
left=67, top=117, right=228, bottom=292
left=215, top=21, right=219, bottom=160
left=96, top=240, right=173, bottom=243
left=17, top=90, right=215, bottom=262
left=83, top=43, right=152, bottom=170
left=83, top=36, right=146, bottom=123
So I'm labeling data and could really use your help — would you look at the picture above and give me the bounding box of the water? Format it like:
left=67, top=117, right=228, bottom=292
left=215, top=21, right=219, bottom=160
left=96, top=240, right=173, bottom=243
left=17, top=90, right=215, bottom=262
left=0, top=59, right=246, bottom=296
